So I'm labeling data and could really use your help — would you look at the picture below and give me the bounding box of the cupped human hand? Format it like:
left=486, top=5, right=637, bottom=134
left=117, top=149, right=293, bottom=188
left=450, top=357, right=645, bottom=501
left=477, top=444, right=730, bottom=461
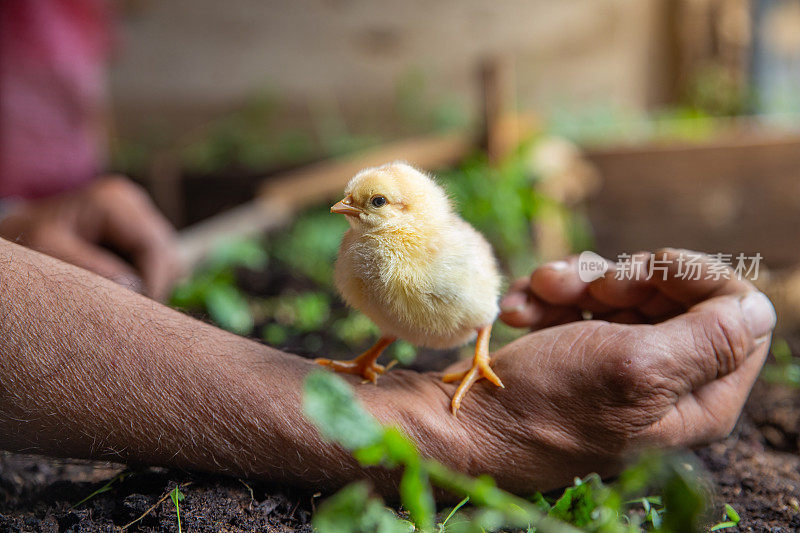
left=498, top=249, right=758, bottom=328
left=430, top=250, right=775, bottom=493
left=0, top=176, right=182, bottom=300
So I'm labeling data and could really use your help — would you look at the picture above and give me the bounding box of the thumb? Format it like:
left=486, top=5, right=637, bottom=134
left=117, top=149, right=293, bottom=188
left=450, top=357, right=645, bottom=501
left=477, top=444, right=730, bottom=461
left=134, top=242, right=184, bottom=301
left=651, top=291, right=776, bottom=394
left=641, top=292, right=774, bottom=447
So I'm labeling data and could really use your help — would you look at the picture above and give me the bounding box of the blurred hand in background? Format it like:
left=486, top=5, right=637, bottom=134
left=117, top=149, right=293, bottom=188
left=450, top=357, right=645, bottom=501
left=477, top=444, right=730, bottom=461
left=0, top=176, right=182, bottom=301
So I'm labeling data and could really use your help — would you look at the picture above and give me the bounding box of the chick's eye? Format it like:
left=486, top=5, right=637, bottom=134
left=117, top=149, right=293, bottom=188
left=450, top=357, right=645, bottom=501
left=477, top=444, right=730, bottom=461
left=371, top=195, right=387, bottom=208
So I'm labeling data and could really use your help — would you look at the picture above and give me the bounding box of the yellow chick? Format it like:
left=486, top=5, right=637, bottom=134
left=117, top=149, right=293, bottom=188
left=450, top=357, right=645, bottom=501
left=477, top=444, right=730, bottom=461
left=315, top=161, right=503, bottom=415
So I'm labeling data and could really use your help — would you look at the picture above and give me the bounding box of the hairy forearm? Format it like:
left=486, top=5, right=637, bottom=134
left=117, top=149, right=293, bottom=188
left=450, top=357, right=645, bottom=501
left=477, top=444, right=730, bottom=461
left=0, top=238, right=325, bottom=478
left=0, top=239, right=469, bottom=490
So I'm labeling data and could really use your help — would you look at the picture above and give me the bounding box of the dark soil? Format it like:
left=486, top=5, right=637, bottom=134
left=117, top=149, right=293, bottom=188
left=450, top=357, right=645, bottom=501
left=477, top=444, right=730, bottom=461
left=698, top=381, right=800, bottom=532
left=0, top=457, right=316, bottom=532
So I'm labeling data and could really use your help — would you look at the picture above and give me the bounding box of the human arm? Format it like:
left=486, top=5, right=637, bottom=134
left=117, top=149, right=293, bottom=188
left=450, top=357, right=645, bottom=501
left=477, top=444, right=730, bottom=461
left=0, top=241, right=775, bottom=495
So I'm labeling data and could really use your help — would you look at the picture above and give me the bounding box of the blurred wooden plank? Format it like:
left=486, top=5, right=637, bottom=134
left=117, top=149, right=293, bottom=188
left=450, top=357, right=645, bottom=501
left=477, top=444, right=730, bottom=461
left=257, top=131, right=473, bottom=210
left=480, top=55, right=518, bottom=163
left=176, top=197, right=291, bottom=270
left=758, top=268, right=800, bottom=332
left=585, top=134, right=800, bottom=269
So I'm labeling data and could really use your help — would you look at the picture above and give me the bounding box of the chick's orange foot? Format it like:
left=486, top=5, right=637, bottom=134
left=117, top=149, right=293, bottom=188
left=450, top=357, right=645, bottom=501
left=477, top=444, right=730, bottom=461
left=314, top=336, right=396, bottom=384
left=442, top=325, right=504, bottom=416
left=315, top=357, right=386, bottom=383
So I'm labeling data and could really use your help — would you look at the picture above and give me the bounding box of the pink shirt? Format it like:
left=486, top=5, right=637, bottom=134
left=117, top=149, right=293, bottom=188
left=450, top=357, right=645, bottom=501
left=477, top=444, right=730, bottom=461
left=0, top=0, right=110, bottom=199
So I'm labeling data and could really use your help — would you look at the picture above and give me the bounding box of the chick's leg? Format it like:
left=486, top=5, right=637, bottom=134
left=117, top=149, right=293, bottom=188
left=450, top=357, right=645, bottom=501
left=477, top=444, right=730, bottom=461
left=442, top=325, right=504, bottom=415
left=315, top=336, right=396, bottom=384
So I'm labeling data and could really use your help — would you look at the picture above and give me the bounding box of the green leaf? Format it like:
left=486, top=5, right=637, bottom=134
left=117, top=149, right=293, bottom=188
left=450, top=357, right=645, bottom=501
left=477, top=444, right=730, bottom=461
left=439, top=497, right=469, bottom=531
left=661, top=467, right=706, bottom=533
left=761, top=337, right=800, bottom=388
left=170, top=486, right=185, bottom=533
left=333, top=312, right=380, bottom=347
left=710, top=504, right=741, bottom=531
left=382, top=427, right=420, bottom=464
left=529, top=493, right=551, bottom=514
left=302, top=371, right=382, bottom=450
left=391, top=341, right=418, bottom=365
left=170, top=486, right=185, bottom=504
left=447, top=508, right=506, bottom=533
left=169, top=277, right=207, bottom=308
left=262, top=323, right=288, bottom=346
left=548, top=477, right=598, bottom=526
left=207, top=238, right=268, bottom=271
left=70, top=472, right=129, bottom=510
left=268, top=210, right=349, bottom=286
left=292, top=292, right=331, bottom=332
left=353, top=441, right=388, bottom=466
left=772, top=338, right=792, bottom=363
left=204, top=284, right=254, bottom=335
left=649, top=507, right=663, bottom=529
left=725, top=503, right=740, bottom=523
left=313, top=482, right=412, bottom=533
left=400, top=462, right=435, bottom=532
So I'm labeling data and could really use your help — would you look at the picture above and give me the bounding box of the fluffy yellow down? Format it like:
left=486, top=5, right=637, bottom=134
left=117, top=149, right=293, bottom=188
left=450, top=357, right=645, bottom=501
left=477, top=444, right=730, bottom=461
left=333, top=161, right=501, bottom=350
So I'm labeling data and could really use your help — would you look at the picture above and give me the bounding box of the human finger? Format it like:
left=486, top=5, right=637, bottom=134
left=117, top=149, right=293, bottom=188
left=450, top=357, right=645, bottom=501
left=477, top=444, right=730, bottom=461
left=644, top=248, right=756, bottom=307
left=89, top=177, right=182, bottom=300
left=35, top=230, right=143, bottom=292
left=499, top=277, right=583, bottom=329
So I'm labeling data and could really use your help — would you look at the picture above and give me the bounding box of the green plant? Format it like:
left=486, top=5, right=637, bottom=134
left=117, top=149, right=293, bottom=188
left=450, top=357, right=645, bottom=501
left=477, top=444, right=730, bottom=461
left=70, top=471, right=130, bottom=510
left=440, top=146, right=544, bottom=277
left=394, top=68, right=470, bottom=134
left=314, top=482, right=415, bottom=532
left=303, top=370, right=576, bottom=533
left=684, top=64, right=748, bottom=117
left=267, top=208, right=349, bottom=288
left=547, top=103, right=724, bottom=148
left=180, top=91, right=322, bottom=175
left=624, top=497, right=663, bottom=529
left=271, top=291, right=332, bottom=333
left=121, top=482, right=193, bottom=531
left=170, top=238, right=268, bottom=335
left=262, top=322, right=290, bottom=346
left=303, top=371, right=719, bottom=533
left=170, top=485, right=186, bottom=533
left=439, top=141, right=592, bottom=278
left=761, top=338, right=800, bottom=388
left=709, top=504, right=740, bottom=531
left=438, top=497, right=469, bottom=531
left=392, top=340, right=418, bottom=365
left=332, top=312, right=380, bottom=347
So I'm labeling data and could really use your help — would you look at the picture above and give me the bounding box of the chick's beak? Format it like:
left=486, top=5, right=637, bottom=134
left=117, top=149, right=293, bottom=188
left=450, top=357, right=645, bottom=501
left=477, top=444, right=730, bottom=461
left=331, top=198, right=362, bottom=216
